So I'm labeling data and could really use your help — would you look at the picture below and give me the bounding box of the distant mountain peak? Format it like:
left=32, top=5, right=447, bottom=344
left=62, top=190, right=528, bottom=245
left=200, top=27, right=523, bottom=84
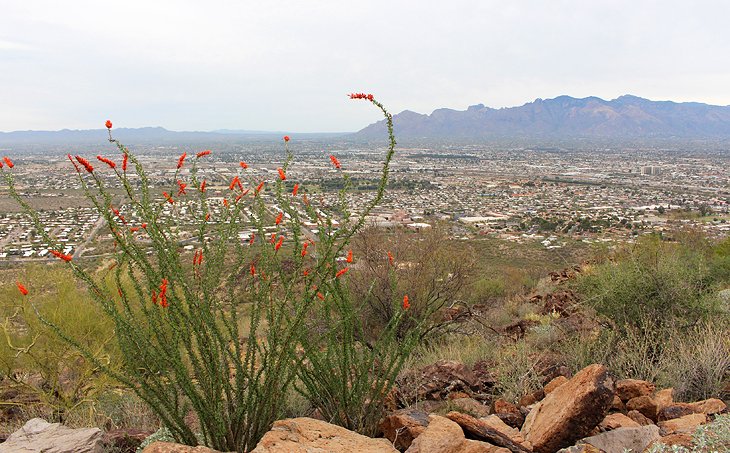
left=354, top=95, right=730, bottom=140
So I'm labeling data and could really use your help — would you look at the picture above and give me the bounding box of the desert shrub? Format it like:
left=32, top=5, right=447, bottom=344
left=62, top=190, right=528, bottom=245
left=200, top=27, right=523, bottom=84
left=1, top=94, right=400, bottom=451
left=0, top=266, right=119, bottom=424
left=644, top=413, right=730, bottom=452
left=349, top=226, right=473, bottom=341
left=562, top=317, right=729, bottom=401
left=492, top=341, right=544, bottom=402
left=576, top=234, right=723, bottom=331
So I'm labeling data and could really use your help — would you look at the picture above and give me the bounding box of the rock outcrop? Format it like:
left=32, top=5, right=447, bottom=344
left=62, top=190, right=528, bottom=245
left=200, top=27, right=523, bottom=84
left=0, top=418, right=103, bottom=453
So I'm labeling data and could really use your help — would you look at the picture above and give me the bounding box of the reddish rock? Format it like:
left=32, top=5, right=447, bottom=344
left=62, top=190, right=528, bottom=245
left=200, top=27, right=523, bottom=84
left=580, top=426, right=661, bottom=453
left=657, top=403, right=696, bottom=422
left=615, top=379, right=655, bottom=401
left=412, top=360, right=495, bottom=401
left=446, top=411, right=532, bottom=453
left=477, top=415, right=533, bottom=451
left=610, top=395, right=625, bottom=412
left=626, top=396, right=658, bottom=421
left=251, top=417, right=397, bottom=453
left=521, top=364, right=615, bottom=453
left=493, top=399, right=525, bottom=429
left=653, top=389, right=674, bottom=414
left=598, top=413, right=641, bottom=431
left=627, top=410, right=654, bottom=426
left=646, top=433, right=694, bottom=450
left=543, top=376, right=568, bottom=395
left=657, top=413, right=707, bottom=435
left=380, top=407, right=430, bottom=451
left=688, top=398, right=727, bottom=415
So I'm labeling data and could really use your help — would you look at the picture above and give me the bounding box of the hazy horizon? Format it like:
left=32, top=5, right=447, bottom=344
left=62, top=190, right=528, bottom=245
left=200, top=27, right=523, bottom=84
left=3, top=1, right=730, bottom=132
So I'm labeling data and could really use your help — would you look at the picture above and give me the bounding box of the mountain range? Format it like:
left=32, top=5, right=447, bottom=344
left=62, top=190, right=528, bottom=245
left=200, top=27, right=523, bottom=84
left=354, top=95, right=730, bottom=140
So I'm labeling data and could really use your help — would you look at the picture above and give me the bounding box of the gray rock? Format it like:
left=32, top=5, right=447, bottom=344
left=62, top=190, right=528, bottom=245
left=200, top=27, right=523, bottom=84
left=580, top=425, right=661, bottom=453
left=0, top=418, right=103, bottom=453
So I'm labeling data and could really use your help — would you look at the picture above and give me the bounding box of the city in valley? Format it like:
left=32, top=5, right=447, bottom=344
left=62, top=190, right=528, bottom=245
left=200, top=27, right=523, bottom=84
left=1, top=139, right=728, bottom=263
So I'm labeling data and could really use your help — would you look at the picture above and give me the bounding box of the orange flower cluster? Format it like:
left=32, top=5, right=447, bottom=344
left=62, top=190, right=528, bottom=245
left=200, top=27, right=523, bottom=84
left=329, top=155, right=341, bottom=169
left=196, top=150, right=212, bottom=158
left=348, top=93, right=374, bottom=101
left=240, top=161, right=248, bottom=169
left=346, top=250, right=353, bottom=263
left=229, top=175, right=243, bottom=191
left=105, top=120, right=113, bottom=129
left=275, top=211, right=283, bottom=225
left=163, top=191, right=174, bottom=204
left=255, top=181, right=265, bottom=195
left=335, top=267, right=349, bottom=278
left=283, top=135, right=290, bottom=142
left=248, top=233, right=255, bottom=245
left=50, top=249, right=72, bottom=262
left=403, top=295, right=410, bottom=310
left=177, top=152, right=187, bottom=169
left=122, top=153, right=128, bottom=171
left=292, top=183, right=299, bottom=196
left=2, top=157, right=14, bottom=168
left=67, top=154, right=80, bottom=172
left=16, top=281, right=28, bottom=296
left=177, top=180, right=187, bottom=195
left=275, top=236, right=284, bottom=251
left=250, top=263, right=256, bottom=276
left=75, top=156, right=94, bottom=173
left=193, top=249, right=204, bottom=266
left=157, top=278, right=169, bottom=307
left=277, top=168, right=286, bottom=180
left=301, top=241, right=310, bottom=257
left=200, top=180, right=207, bottom=193
left=387, top=251, right=395, bottom=266
left=96, top=155, right=116, bottom=169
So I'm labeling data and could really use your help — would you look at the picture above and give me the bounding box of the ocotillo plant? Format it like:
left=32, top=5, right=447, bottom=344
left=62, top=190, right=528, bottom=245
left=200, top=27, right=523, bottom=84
left=2, top=94, right=400, bottom=451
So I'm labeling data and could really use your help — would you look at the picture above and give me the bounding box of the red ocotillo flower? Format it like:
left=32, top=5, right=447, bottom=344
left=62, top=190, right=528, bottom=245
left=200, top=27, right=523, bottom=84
left=316, top=292, right=325, bottom=301
left=275, top=236, right=284, bottom=251
left=329, top=155, right=341, bottom=169
left=200, top=180, right=207, bottom=193
left=3, top=157, right=14, bottom=168
left=303, top=268, right=310, bottom=277
left=151, top=290, right=158, bottom=305
left=96, top=155, right=116, bottom=169
left=67, top=154, right=80, bottom=173
left=50, top=249, right=73, bottom=262
left=196, top=149, right=211, bottom=158
left=177, top=180, right=187, bottom=195
left=240, top=161, right=248, bottom=169
left=269, top=233, right=277, bottom=244
left=301, top=242, right=310, bottom=257
left=177, top=152, right=187, bottom=169
left=163, top=191, right=174, bottom=204
left=403, top=294, right=410, bottom=310
left=105, top=120, right=113, bottom=129
left=277, top=168, right=286, bottom=180
left=16, top=281, right=29, bottom=296
left=387, top=251, right=395, bottom=266
left=130, top=226, right=140, bottom=232
left=0, top=161, right=3, bottom=169
left=255, top=181, right=264, bottom=195
left=346, top=250, right=353, bottom=263
left=349, top=93, right=374, bottom=100
left=275, top=211, right=283, bottom=225
left=223, top=198, right=228, bottom=207
left=141, top=223, right=148, bottom=229
left=292, top=183, right=299, bottom=196
left=205, top=213, right=210, bottom=222
left=335, top=267, right=349, bottom=278
left=248, top=233, right=255, bottom=245
left=250, top=263, right=256, bottom=276
left=122, top=153, right=128, bottom=171
left=159, top=278, right=169, bottom=308
left=283, top=135, right=290, bottom=142
left=75, top=156, right=94, bottom=173
left=229, top=175, right=242, bottom=191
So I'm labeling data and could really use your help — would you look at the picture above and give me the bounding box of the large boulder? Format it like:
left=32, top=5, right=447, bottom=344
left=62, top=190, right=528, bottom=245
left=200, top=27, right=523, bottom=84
left=656, top=413, right=707, bottom=435
left=406, top=360, right=496, bottom=402
left=250, top=417, right=397, bottom=453
left=579, top=426, right=661, bottom=453
left=101, top=428, right=152, bottom=453
left=521, top=364, right=615, bottom=453
left=0, top=418, right=103, bottom=453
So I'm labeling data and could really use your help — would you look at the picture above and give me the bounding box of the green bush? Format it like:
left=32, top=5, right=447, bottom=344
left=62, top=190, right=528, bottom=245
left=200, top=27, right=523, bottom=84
left=576, top=235, right=724, bottom=330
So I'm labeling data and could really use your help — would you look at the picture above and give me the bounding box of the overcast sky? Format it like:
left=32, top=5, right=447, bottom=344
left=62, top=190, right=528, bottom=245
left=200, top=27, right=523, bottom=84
left=1, top=1, right=729, bottom=132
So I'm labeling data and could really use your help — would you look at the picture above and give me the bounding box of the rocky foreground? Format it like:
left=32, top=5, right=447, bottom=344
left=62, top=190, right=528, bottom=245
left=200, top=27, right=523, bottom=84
left=1, top=364, right=727, bottom=453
